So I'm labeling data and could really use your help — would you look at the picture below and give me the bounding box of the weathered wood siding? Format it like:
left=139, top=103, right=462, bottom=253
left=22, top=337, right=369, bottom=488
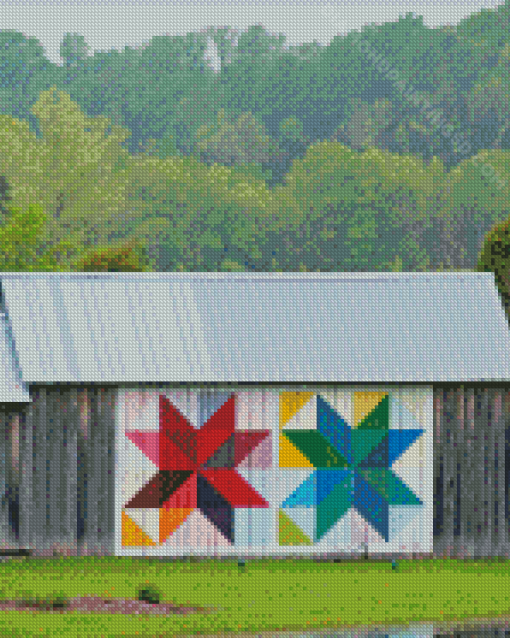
left=0, top=386, right=115, bottom=557
left=0, top=407, right=18, bottom=550
left=433, top=386, right=510, bottom=559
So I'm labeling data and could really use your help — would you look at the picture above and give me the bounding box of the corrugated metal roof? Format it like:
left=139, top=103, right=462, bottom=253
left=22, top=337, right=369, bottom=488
left=0, top=312, right=31, bottom=402
left=0, top=271, right=509, bottom=384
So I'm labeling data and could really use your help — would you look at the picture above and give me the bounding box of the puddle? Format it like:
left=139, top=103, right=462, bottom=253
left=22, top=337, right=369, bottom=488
left=189, top=613, right=510, bottom=637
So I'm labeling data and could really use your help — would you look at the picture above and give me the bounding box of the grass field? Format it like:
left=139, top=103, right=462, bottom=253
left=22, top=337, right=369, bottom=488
left=0, top=556, right=509, bottom=637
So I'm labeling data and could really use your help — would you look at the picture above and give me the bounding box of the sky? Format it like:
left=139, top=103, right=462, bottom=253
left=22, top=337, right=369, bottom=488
left=0, top=0, right=507, bottom=73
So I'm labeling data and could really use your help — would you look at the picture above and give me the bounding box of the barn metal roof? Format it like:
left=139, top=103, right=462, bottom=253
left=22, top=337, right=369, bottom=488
left=0, top=313, right=30, bottom=402
left=0, top=271, right=509, bottom=386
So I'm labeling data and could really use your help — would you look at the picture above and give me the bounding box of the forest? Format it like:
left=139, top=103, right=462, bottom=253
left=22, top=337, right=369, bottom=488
left=0, top=3, right=510, bottom=308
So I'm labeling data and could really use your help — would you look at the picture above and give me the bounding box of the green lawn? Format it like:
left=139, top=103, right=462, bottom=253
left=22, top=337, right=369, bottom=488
left=0, top=556, right=510, bottom=637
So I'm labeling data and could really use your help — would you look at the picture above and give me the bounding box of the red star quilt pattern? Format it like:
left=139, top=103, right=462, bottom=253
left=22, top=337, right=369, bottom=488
left=122, top=393, right=270, bottom=546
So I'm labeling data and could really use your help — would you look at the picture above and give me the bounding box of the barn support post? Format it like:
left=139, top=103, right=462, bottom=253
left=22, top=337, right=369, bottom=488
left=18, top=388, right=39, bottom=553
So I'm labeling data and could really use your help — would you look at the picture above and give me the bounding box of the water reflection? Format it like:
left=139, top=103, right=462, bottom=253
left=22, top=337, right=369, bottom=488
left=196, top=614, right=510, bottom=637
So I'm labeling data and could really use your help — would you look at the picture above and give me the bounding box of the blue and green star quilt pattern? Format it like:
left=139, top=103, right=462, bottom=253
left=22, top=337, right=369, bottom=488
left=115, top=386, right=432, bottom=556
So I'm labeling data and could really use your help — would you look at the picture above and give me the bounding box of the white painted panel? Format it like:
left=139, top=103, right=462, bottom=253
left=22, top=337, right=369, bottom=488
left=115, top=385, right=433, bottom=557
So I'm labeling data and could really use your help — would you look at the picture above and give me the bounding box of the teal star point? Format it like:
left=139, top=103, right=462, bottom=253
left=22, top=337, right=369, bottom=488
left=281, top=394, right=425, bottom=543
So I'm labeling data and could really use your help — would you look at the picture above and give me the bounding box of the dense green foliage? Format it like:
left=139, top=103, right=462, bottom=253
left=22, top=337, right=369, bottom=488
left=0, top=3, right=508, bottom=299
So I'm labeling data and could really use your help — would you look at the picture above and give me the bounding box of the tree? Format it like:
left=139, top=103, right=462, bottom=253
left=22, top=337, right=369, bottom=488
left=169, top=83, right=230, bottom=158
left=278, top=30, right=373, bottom=142
left=285, top=41, right=323, bottom=62
left=433, top=148, right=510, bottom=269
left=114, top=147, right=278, bottom=271
left=48, top=32, right=218, bottom=158
left=0, top=202, right=76, bottom=271
left=0, top=174, right=13, bottom=218
left=59, top=33, right=90, bottom=68
left=465, top=43, right=510, bottom=152
left=192, top=108, right=280, bottom=167
left=138, top=130, right=184, bottom=161
left=0, top=85, right=272, bottom=272
left=116, top=34, right=219, bottom=155
left=256, top=115, right=311, bottom=190
left=477, top=210, right=510, bottom=319
left=2, top=13, right=509, bottom=274
left=0, top=30, right=47, bottom=91
left=0, top=29, right=57, bottom=130
left=27, top=87, right=141, bottom=255
left=181, top=30, right=210, bottom=72
left=0, top=88, right=144, bottom=267
left=456, top=1, right=510, bottom=52
left=330, top=98, right=394, bottom=152
left=234, top=24, right=287, bottom=59
left=266, top=139, right=444, bottom=272
left=210, top=25, right=300, bottom=131
left=0, top=199, right=151, bottom=272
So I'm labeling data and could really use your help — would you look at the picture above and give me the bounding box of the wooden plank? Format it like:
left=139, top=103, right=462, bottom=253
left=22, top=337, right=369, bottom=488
left=0, top=410, right=12, bottom=549
left=18, top=390, right=35, bottom=551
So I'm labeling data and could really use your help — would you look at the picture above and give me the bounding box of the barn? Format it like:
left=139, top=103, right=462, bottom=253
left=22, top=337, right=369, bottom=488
left=0, top=271, right=509, bottom=561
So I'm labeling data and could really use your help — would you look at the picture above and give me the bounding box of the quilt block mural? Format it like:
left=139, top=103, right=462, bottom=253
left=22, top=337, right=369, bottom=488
left=115, top=386, right=432, bottom=556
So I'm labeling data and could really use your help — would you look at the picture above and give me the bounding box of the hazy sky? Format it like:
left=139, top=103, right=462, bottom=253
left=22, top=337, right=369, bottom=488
left=0, top=0, right=506, bottom=72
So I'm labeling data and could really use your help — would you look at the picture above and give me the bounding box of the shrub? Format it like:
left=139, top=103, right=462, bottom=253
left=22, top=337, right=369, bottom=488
left=71, top=237, right=151, bottom=272
left=47, top=592, right=69, bottom=608
left=476, top=217, right=510, bottom=318
left=17, top=589, right=69, bottom=609
left=137, top=583, right=161, bottom=605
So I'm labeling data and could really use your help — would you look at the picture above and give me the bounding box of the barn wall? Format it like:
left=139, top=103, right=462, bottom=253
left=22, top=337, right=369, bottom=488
left=116, top=385, right=433, bottom=558
left=433, top=386, right=510, bottom=559
left=1, top=384, right=509, bottom=560
left=0, top=386, right=115, bottom=557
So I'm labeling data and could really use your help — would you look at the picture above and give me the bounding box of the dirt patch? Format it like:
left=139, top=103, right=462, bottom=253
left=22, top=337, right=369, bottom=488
left=0, top=596, right=221, bottom=616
